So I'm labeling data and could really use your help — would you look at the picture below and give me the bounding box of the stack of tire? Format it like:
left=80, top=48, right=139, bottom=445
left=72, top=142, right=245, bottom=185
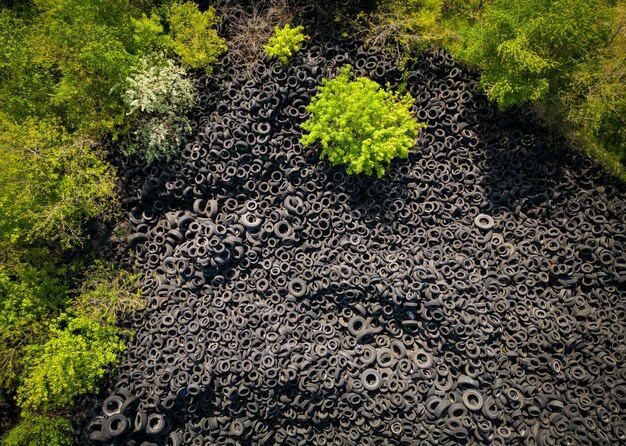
left=78, top=2, right=626, bottom=445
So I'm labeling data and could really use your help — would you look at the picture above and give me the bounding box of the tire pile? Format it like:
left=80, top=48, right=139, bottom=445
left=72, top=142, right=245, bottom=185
left=79, top=4, right=626, bottom=446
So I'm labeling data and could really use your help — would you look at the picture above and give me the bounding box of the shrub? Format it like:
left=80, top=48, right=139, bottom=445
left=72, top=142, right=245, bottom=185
left=14, top=262, right=143, bottom=413
left=131, top=12, right=168, bottom=54
left=121, top=55, right=197, bottom=162
left=167, top=1, right=227, bottom=71
left=263, top=24, right=309, bottom=64
left=16, top=315, right=126, bottom=413
left=0, top=257, right=70, bottom=390
left=14, top=0, right=144, bottom=135
left=0, top=10, right=56, bottom=127
left=461, top=0, right=612, bottom=108
left=0, top=414, right=72, bottom=446
left=71, top=261, right=144, bottom=324
left=300, top=65, right=425, bottom=177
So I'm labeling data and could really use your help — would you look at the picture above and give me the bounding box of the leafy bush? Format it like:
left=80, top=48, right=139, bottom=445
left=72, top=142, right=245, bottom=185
left=264, top=24, right=309, bottom=64
left=0, top=259, right=142, bottom=441
left=71, top=261, right=144, bottom=324
left=0, top=10, right=56, bottom=127
left=0, top=118, right=117, bottom=249
left=461, top=0, right=612, bottom=108
left=132, top=12, right=168, bottom=54
left=167, top=1, right=227, bottom=71
left=16, top=315, right=126, bottom=413
left=14, top=262, right=142, bottom=413
left=300, top=65, right=425, bottom=177
left=0, top=257, right=70, bottom=390
left=121, top=55, right=197, bottom=162
left=0, top=414, right=72, bottom=446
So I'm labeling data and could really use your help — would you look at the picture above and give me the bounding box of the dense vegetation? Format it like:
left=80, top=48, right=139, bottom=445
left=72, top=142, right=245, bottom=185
left=0, top=0, right=224, bottom=443
left=0, top=0, right=624, bottom=444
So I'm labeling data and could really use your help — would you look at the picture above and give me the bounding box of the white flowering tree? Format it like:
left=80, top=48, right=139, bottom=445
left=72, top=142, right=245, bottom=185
left=122, top=55, right=198, bottom=162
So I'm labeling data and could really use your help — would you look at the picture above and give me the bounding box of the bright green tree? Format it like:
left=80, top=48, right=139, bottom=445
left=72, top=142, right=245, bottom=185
left=0, top=257, right=70, bottom=390
left=0, top=261, right=143, bottom=445
left=16, top=315, right=126, bottom=413
left=21, top=0, right=145, bottom=134
left=300, top=65, right=425, bottom=177
left=15, top=263, right=142, bottom=413
left=461, top=0, right=612, bottom=108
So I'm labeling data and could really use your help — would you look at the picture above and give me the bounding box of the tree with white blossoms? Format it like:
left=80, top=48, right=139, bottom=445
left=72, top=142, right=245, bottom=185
left=121, top=55, right=198, bottom=162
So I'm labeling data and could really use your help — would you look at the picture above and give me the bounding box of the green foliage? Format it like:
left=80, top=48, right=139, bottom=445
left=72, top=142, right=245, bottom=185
left=121, top=55, right=197, bottom=162
left=132, top=12, right=169, bottom=54
left=355, top=0, right=482, bottom=63
left=561, top=2, right=626, bottom=178
left=0, top=118, right=118, bottom=249
left=0, top=259, right=142, bottom=441
left=16, top=314, right=126, bottom=413
left=0, top=258, right=142, bottom=418
left=0, top=414, right=72, bottom=446
left=461, top=0, right=612, bottom=108
left=0, top=10, right=56, bottom=126
left=19, top=0, right=146, bottom=134
left=72, top=261, right=144, bottom=325
left=358, top=0, right=447, bottom=57
left=14, top=262, right=142, bottom=413
left=167, top=1, right=227, bottom=71
left=0, top=1, right=212, bottom=136
left=0, top=257, right=70, bottom=390
left=0, top=1, right=157, bottom=253
left=263, top=24, right=309, bottom=64
left=0, top=0, right=176, bottom=438
left=300, top=65, right=425, bottom=177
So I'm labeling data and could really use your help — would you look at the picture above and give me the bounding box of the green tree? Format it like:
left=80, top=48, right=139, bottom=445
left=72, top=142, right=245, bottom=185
left=167, top=1, right=227, bottom=71
left=0, top=256, right=70, bottom=390
left=0, top=118, right=117, bottom=249
left=0, top=258, right=143, bottom=442
left=560, top=1, right=626, bottom=177
left=16, top=315, right=126, bottom=413
left=300, top=65, right=425, bottom=177
left=20, top=0, right=146, bottom=134
left=461, top=0, right=612, bottom=108
left=0, top=261, right=142, bottom=414
left=0, top=10, right=56, bottom=126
